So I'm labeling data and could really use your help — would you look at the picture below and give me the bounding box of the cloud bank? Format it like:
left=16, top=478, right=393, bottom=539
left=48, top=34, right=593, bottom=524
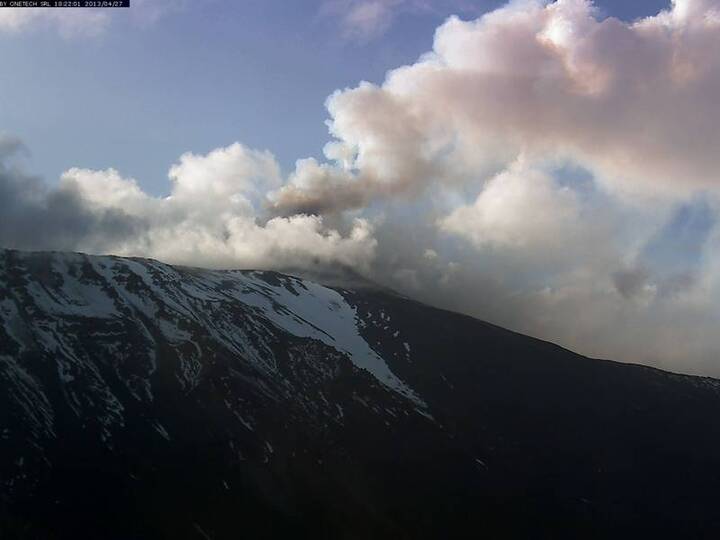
left=0, top=140, right=376, bottom=272
left=4, top=0, right=720, bottom=376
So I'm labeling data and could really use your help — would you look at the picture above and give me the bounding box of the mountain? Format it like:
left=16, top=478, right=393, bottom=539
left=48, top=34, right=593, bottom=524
left=2, top=248, right=720, bottom=539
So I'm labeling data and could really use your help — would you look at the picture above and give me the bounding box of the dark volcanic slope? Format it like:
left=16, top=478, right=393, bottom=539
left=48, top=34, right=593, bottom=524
left=1, top=249, right=720, bottom=539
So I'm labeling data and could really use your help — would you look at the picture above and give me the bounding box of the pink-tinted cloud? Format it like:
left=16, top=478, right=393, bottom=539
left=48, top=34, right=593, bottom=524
left=276, top=0, right=720, bottom=215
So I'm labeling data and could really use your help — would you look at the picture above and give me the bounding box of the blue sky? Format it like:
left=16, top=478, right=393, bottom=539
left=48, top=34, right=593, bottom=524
left=0, top=0, right=670, bottom=195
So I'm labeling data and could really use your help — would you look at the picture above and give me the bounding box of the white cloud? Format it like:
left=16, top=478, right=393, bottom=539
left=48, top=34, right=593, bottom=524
left=322, top=0, right=480, bottom=41
left=56, top=143, right=378, bottom=272
left=343, top=0, right=404, bottom=40
left=439, top=160, right=581, bottom=250
left=279, top=0, right=720, bottom=216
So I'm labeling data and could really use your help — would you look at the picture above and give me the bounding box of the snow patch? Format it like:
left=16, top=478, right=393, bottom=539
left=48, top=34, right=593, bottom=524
left=233, top=275, right=425, bottom=406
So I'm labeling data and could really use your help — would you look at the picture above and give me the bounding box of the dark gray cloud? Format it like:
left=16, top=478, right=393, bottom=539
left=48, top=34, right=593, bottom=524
left=612, top=267, right=651, bottom=300
left=0, top=139, right=144, bottom=252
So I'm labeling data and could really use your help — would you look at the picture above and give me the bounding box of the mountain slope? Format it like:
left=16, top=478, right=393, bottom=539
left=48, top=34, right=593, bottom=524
left=2, top=249, right=720, bottom=539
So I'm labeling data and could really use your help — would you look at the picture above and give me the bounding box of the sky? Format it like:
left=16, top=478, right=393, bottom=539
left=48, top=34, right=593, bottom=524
left=0, top=0, right=667, bottom=193
left=2, top=0, right=720, bottom=376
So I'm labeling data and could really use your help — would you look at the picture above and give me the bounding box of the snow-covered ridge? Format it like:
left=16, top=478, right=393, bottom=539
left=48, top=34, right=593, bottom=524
left=0, top=250, right=423, bottom=410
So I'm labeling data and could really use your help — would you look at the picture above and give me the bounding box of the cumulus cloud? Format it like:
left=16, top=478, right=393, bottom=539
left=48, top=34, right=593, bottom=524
left=0, top=139, right=377, bottom=272
left=439, top=160, right=582, bottom=250
left=278, top=0, right=720, bottom=216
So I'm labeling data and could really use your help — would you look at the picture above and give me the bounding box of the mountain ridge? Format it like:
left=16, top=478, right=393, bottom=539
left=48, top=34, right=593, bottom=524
left=2, top=248, right=720, bottom=539
left=5, top=246, right=701, bottom=380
